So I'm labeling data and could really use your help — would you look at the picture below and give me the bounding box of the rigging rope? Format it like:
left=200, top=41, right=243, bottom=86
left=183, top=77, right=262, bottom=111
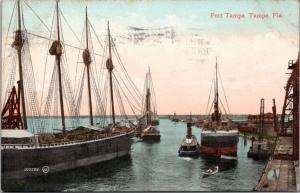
left=26, top=32, right=103, bottom=56
left=89, top=19, right=104, bottom=50
left=113, top=73, right=140, bottom=116
left=111, top=39, right=142, bottom=100
left=59, top=7, right=81, bottom=43
left=149, top=69, right=158, bottom=116
left=73, top=21, right=85, bottom=95
left=114, top=69, right=142, bottom=109
left=23, top=0, right=51, bottom=33
left=20, top=3, right=42, bottom=134
left=40, top=9, right=55, bottom=114
left=218, top=67, right=231, bottom=115
left=2, top=0, right=16, bottom=74
left=205, top=78, right=214, bottom=115
left=113, top=79, right=127, bottom=121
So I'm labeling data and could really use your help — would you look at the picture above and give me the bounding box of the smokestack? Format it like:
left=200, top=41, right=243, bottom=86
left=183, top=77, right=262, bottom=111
left=187, top=122, right=192, bottom=136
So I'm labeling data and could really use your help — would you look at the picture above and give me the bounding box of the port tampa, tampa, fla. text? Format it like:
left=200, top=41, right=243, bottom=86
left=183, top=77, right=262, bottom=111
left=210, top=12, right=283, bottom=19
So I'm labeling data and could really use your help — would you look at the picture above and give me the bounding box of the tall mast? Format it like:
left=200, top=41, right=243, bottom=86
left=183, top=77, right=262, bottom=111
left=298, top=0, right=300, bottom=57
left=106, top=22, right=116, bottom=125
left=146, top=71, right=151, bottom=125
left=16, top=0, right=28, bottom=130
left=214, top=57, right=220, bottom=124
left=83, top=6, right=93, bottom=125
left=259, top=98, right=265, bottom=141
left=146, top=89, right=151, bottom=125
left=215, top=57, right=219, bottom=112
left=85, top=7, right=89, bottom=50
left=55, top=0, right=66, bottom=133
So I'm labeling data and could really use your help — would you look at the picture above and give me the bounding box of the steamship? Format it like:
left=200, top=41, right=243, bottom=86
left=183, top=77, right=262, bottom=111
left=200, top=58, right=239, bottom=157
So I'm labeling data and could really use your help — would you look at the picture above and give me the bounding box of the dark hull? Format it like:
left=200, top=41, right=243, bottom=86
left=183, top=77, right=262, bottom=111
left=247, top=150, right=270, bottom=159
left=2, top=131, right=134, bottom=179
left=200, top=145, right=237, bottom=157
left=178, top=145, right=200, bottom=157
left=178, top=150, right=200, bottom=157
left=141, top=135, right=161, bottom=142
left=200, top=131, right=239, bottom=157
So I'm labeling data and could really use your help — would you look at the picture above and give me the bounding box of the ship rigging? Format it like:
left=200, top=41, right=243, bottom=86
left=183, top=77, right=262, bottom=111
left=200, top=57, right=239, bottom=157
left=1, top=0, right=141, bottom=179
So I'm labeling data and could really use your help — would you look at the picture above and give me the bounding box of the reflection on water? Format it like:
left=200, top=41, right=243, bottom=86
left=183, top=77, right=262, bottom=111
left=2, top=119, right=266, bottom=191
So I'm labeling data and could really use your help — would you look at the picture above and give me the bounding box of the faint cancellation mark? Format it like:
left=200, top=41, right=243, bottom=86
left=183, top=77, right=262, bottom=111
left=127, top=26, right=176, bottom=45
left=187, top=34, right=211, bottom=62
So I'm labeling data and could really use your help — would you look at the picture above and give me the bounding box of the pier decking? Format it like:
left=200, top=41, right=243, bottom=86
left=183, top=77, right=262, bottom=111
left=255, top=136, right=299, bottom=191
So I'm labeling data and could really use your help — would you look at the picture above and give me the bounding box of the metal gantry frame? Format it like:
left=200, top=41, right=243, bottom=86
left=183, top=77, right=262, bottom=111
left=279, top=53, right=299, bottom=160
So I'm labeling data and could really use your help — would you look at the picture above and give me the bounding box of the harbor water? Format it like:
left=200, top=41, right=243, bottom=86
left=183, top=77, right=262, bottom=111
left=2, top=118, right=266, bottom=192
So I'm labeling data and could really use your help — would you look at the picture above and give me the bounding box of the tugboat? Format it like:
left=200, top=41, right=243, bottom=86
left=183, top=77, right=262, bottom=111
left=200, top=58, right=239, bottom=157
left=178, top=122, right=200, bottom=157
left=137, top=67, right=160, bottom=141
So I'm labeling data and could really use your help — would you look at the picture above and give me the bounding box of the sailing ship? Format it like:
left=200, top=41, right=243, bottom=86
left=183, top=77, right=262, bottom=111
left=137, top=67, right=160, bottom=141
left=1, top=0, right=139, bottom=179
left=178, top=122, right=200, bottom=157
left=200, top=58, right=239, bottom=157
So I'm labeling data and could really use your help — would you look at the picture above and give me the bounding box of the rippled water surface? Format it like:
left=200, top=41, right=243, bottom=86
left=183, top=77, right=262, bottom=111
left=2, top=119, right=266, bottom=192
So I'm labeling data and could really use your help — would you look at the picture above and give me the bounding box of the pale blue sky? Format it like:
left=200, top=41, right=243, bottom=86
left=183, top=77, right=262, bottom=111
left=2, top=0, right=299, bottom=36
left=2, top=0, right=299, bottom=115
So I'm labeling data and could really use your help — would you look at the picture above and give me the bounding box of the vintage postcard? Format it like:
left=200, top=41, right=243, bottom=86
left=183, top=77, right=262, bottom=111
left=1, top=0, right=299, bottom=192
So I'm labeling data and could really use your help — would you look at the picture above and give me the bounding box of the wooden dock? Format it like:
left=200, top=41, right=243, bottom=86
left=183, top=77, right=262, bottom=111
left=255, top=136, right=299, bottom=191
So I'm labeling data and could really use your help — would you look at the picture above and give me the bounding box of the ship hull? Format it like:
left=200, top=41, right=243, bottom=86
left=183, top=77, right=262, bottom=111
left=141, top=134, right=161, bottom=141
left=200, top=145, right=237, bottom=157
left=178, top=150, right=199, bottom=157
left=2, top=131, right=134, bottom=179
left=200, top=130, right=239, bottom=157
left=178, top=147, right=200, bottom=157
left=140, top=125, right=160, bottom=142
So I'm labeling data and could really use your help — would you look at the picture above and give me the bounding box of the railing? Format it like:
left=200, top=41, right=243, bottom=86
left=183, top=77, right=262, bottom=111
left=1, top=132, right=131, bottom=149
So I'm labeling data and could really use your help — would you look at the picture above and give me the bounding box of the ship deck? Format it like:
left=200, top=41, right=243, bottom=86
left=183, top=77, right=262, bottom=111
left=1, top=131, right=134, bottom=150
left=181, top=135, right=198, bottom=146
left=201, top=129, right=238, bottom=133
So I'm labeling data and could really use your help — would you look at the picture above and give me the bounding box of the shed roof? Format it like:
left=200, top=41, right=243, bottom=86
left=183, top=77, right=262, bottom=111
left=1, top=129, right=34, bottom=138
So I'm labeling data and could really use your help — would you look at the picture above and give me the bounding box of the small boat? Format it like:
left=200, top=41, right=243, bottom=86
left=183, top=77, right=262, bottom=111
left=220, top=155, right=237, bottom=160
left=178, top=122, right=200, bottom=157
left=203, top=166, right=219, bottom=177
